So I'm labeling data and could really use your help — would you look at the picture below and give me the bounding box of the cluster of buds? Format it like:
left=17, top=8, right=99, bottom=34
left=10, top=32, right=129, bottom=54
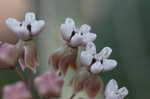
left=0, top=12, right=128, bottom=99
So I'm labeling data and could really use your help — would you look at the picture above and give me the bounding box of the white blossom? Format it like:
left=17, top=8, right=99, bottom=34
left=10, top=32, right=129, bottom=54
left=80, top=42, right=117, bottom=74
left=80, top=42, right=96, bottom=66
left=6, top=12, right=45, bottom=40
left=105, top=79, right=128, bottom=99
left=60, top=18, right=76, bottom=41
left=60, top=18, right=97, bottom=47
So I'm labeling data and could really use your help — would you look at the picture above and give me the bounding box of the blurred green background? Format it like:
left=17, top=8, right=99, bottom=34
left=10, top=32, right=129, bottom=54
left=0, top=0, right=150, bottom=99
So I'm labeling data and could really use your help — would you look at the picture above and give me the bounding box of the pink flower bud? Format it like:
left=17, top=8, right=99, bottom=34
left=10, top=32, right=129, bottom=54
left=0, top=42, right=21, bottom=67
left=3, top=82, right=32, bottom=99
left=34, top=72, right=64, bottom=98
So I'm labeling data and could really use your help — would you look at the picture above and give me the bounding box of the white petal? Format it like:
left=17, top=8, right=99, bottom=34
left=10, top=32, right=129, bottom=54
left=80, top=51, right=94, bottom=66
left=83, top=33, right=97, bottom=44
left=118, top=87, right=128, bottom=98
left=85, top=42, right=96, bottom=54
left=60, top=18, right=76, bottom=41
left=103, top=59, right=117, bottom=71
left=97, top=47, right=112, bottom=60
left=5, top=18, right=21, bottom=33
left=105, top=79, right=118, bottom=97
left=25, top=12, right=36, bottom=23
left=80, top=24, right=91, bottom=33
left=70, top=33, right=83, bottom=47
left=65, top=18, right=75, bottom=26
left=90, top=61, right=103, bottom=74
left=31, top=20, right=45, bottom=35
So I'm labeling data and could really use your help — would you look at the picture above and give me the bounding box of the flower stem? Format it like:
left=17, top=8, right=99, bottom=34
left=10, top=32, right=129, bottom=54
left=28, top=69, right=33, bottom=89
left=14, top=67, right=27, bottom=84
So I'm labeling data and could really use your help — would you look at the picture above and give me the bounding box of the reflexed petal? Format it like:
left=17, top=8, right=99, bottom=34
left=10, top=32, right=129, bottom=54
left=23, top=40, right=39, bottom=73
left=84, top=74, right=103, bottom=99
left=71, top=67, right=91, bottom=93
left=49, top=47, right=65, bottom=71
left=102, top=59, right=117, bottom=71
left=90, top=61, right=103, bottom=74
left=80, top=51, right=93, bottom=66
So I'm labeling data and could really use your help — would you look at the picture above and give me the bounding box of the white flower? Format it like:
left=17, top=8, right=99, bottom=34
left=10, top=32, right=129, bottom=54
left=70, top=24, right=97, bottom=47
left=60, top=18, right=76, bottom=41
left=60, top=18, right=97, bottom=47
left=105, top=79, right=128, bottom=99
left=90, top=47, right=117, bottom=74
left=6, top=12, right=45, bottom=41
left=79, top=24, right=97, bottom=45
left=80, top=42, right=117, bottom=74
left=80, top=42, right=96, bottom=66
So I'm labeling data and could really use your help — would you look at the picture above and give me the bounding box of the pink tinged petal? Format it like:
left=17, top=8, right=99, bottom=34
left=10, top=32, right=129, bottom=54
left=90, top=61, right=103, bottom=74
left=49, top=47, right=65, bottom=71
left=118, top=87, right=128, bottom=98
left=58, top=48, right=78, bottom=75
left=80, top=51, right=93, bottom=66
left=60, top=18, right=75, bottom=41
left=23, top=41, right=39, bottom=73
left=34, top=72, right=64, bottom=97
left=18, top=52, right=26, bottom=71
left=3, top=82, right=32, bottom=99
left=72, top=67, right=91, bottom=93
left=31, top=20, right=45, bottom=36
left=102, top=59, right=117, bottom=71
left=70, top=33, right=83, bottom=47
left=84, top=74, right=103, bottom=99
left=96, top=47, right=112, bottom=60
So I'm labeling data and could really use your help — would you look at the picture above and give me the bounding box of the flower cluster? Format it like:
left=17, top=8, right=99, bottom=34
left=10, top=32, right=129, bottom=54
left=0, top=12, right=128, bottom=99
left=49, top=18, right=97, bottom=75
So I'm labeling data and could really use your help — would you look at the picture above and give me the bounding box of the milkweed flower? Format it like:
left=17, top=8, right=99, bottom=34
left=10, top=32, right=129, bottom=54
left=3, top=82, right=32, bottom=99
left=49, top=18, right=97, bottom=75
left=71, top=42, right=117, bottom=99
left=105, top=79, right=128, bottom=99
left=6, top=12, right=45, bottom=73
left=34, top=72, right=64, bottom=98
left=80, top=42, right=117, bottom=74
